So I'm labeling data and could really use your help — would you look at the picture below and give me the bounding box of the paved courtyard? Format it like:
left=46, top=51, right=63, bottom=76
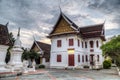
left=1, top=67, right=120, bottom=80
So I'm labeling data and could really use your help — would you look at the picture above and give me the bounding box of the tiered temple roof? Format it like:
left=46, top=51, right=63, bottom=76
left=31, top=41, right=51, bottom=61
left=0, top=23, right=11, bottom=46
left=48, top=12, right=105, bottom=41
left=79, top=24, right=105, bottom=40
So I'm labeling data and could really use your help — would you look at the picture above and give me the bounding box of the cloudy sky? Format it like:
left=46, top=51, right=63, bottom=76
left=0, top=0, right=120, bottom=48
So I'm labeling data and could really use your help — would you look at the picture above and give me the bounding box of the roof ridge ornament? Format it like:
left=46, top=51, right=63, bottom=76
left=32, top=32, right=43, bottom=53
left=6, top=22, right=9, bottom=27
left=59, top=0, right=62, bottom=14
left=59, top=5, right=62, bottom=13
left=103, top=19, right=106, bottom=25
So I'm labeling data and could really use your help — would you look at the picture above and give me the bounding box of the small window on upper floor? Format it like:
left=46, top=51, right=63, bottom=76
left=90, top=41, right=94, bottom=48
left=96, top=40, right=99, bottom=48
left=85, top=41, right=87, bottom=48
left=69, top=38, right=74, bottom=46
left=82, top=41, right=84, bottom=48
left=57, top=40, right=61, bottom=47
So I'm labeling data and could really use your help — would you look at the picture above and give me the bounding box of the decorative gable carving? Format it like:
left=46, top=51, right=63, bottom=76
left=33, top=45, right=40, bottom=52
left=51, top=17, right=75, bottom=35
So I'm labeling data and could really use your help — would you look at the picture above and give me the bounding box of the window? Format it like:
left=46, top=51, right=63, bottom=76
left=90, top=41, right=94, bottom=48
left=96, top=41, right=99, bottom=48
left=82, top=41, right=84, bottom=48
left=97, top=55, right=99, bottom=62
left=57, top=55, right=61, bottom=62
left=86, top=55, right=88, bottom=62
left=82, top=55, right=84, bottom=62
left=45, top=58, right=49, bottom=62
left=69, top=38, right=74, bottom=46
left=78, top=54, right=80, bottom=62
left=57, top=40, right=61, bottom=47
left=85, top=41, right=87, bottom=48
left=78, top=39, right=80, bottom=47
left=90, top=49, right=94, bottom=52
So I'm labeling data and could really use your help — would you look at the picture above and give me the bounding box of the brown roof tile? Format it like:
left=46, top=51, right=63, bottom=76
left=0, top=24, right=11, bottom=46
left=79, top=23, right=106, bottom=40
left=31, top=41, right=51, bottom=58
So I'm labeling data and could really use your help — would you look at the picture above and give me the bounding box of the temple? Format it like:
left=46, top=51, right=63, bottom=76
left=0, top=23, right=11, bottom=72
left=31, top=41, right=51, bottom=68
left=48, top=12, right=105, bottom=69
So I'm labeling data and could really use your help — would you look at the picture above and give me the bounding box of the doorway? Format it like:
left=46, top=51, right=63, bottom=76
left=90, top=54, right=94, bottom=65
left=68, top=54, right=74, bottom=66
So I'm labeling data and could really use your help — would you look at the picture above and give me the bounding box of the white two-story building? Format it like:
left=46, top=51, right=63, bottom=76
left=48, top=12, right=105, bottom=69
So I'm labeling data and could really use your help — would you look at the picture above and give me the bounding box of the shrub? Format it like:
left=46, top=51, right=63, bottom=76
left=103, top=60, right=111, bottom=69
left=38, top=65, right=45, bottom=69
left=83, top=65, right=89, bottom=68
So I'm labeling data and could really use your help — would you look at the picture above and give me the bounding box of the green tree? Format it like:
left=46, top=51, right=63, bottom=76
left=22, top=49, right=39, bottom=60
left=101, top=35, right=120, bottom=66
left=5, top=32, right=15, bottom=63
left=9, top=32, right=15, bottom=46
left=22, top=48, right=30, bottom=60
left=22, top=49, right=39, bottom=67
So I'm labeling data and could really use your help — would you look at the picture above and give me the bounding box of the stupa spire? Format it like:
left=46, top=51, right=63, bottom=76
left=14, top=27, right=21, bottom=48
left=17, top=27, right=20, bottom=37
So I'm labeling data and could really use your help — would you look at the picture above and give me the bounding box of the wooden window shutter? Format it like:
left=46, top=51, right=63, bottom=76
left=82, top=55, right=84, bottom=62
left=85, top=41, right=87, bottom=48
left=82, top=41, right=84, bottom=48
left=97, top=55, right=99, bottom=62
left=96, top=41, right=99, bottom=48
left=86, top=55, right=88, bottom=62
left=90, top=41, right=94, bottom=48
left=69, top=39, right=74, bottom=46
left=45, top=58, right=49, bottom=62
left=78, top=54, right=80, bottom=62
left=57, top=55, right=61, bottom=62
left=57, top=40, right=61, bottom=47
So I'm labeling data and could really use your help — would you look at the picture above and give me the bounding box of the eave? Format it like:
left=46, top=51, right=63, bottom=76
left=47, top=31, right=79, bottom=38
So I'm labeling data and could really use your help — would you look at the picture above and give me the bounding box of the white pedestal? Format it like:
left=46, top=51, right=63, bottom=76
left=23, top=60, right=29, bottom=73
left=0, top=45, right=10, bottom=72
left=8, top=47, right=23, bottom=71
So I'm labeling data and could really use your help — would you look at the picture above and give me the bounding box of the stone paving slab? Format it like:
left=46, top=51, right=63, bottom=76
left=0, top=67, right=120, bottom=80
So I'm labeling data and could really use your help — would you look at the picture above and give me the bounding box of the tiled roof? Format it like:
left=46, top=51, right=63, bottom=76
left=31, top=41, right=51, bottom=58
left=50, top=12, right=79, bottom=35
left=0, top=24, right=11, bottom=46
left=48, top=12, right=105, bottom=40
left=79, top=23, right=105, bottom=40
left=62, top=13, right=79, bottom=30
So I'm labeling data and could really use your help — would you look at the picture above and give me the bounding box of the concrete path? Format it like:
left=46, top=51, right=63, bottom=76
left=0, top=67, right=120, bottom=80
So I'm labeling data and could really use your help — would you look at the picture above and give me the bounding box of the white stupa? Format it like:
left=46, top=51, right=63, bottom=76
left=9, top=28, right=23, bottom=71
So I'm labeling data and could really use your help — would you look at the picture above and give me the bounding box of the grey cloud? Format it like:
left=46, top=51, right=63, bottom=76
left=0, top=0, right=120, bottom=47
left=106, top=28, right=120, bottom=37
left=0, top=0, right=57, bottom=26
left=88, top=0, right=120, bottom=26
